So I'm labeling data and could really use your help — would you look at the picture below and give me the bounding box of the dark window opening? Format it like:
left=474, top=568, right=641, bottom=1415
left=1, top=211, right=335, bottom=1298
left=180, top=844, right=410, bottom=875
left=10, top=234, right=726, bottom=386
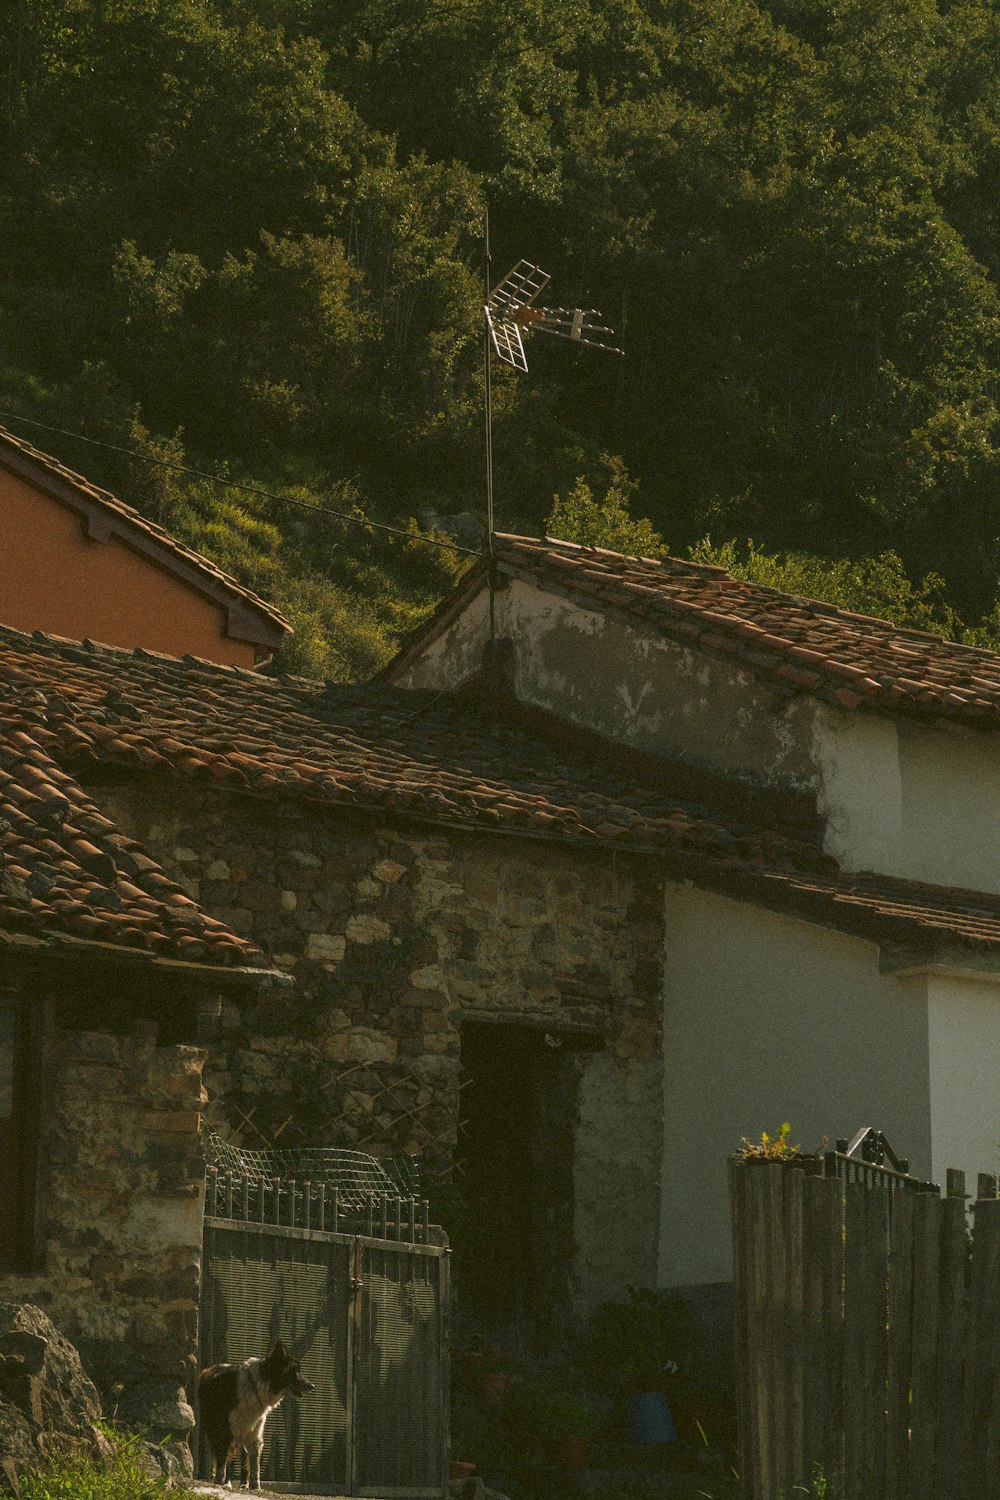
left=0, top=992, right=40, bottom=1269
left=54, top=968, right=199, bottom=1044
left=457, top=1022, right=587, bottom=1358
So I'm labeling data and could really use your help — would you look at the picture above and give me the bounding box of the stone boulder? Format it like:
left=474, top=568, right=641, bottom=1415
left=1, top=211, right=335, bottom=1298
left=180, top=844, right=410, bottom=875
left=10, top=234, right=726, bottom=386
left=0, top=1402, right=36, bottom=1499
left=0, top=1303, right=101, bottom=1435
left=0, top=1302, right=195, bottom=1494
left=119, top=1378, right=195, bottom=1437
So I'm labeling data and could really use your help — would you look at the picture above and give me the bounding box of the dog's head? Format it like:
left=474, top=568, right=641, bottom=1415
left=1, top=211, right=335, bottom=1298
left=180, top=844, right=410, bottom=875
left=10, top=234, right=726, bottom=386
left=260, top=1339, right=315, bottom=1398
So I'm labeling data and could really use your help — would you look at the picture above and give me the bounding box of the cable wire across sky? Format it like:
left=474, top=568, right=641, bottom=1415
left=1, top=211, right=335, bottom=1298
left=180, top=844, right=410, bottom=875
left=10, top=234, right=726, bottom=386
left=0, top=408, right=485, bottom=557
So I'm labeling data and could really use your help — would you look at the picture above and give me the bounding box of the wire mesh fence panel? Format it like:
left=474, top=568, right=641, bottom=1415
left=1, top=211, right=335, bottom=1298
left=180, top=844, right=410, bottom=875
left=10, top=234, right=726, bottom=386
left=352, top=1240, right=449, bottom=1498
left=199, top=1220, right=352, bottom=1490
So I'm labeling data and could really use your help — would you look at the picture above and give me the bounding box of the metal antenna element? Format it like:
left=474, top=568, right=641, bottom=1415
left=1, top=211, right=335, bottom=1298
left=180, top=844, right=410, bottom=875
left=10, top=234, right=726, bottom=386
left=481, top=238, right=624, bottom=654
left=485, top=259, right=624, bottom=371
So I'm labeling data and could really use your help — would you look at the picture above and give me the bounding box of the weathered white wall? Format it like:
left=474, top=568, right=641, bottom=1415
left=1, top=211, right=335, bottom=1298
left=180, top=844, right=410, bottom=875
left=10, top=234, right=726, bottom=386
left=397, top=578, right=818, bottom=788
left=658, top=885, right=932, bottom=1287
left=397, top=585, right=492, bottom=691
left=398, top=575, right=1000, bottom=893
left=924, top=971, right=1000, bottom=1189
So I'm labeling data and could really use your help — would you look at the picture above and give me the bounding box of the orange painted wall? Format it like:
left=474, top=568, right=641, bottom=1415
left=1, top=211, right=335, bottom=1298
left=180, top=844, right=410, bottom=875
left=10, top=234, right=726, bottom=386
left=0, top=469, right=259, bottom=667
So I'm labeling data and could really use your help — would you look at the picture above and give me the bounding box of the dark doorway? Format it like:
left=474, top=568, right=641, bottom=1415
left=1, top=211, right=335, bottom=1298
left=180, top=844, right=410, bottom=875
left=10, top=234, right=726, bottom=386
left=457, top=1021, right=582, bottom=1357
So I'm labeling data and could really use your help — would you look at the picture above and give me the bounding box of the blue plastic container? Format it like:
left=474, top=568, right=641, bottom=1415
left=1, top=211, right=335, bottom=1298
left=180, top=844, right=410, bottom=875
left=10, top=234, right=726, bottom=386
left=624, top=1390, right=677, bottom=1444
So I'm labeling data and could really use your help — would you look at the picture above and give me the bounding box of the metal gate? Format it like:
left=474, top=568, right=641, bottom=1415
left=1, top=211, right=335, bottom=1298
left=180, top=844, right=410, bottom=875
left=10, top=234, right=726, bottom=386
left=199, top=1165, right=450, bottom=1496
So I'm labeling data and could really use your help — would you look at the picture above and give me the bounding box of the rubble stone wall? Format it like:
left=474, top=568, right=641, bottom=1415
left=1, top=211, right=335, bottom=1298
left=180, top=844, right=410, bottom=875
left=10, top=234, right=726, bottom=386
left=0, top=1021, right=206, bottom=1399
left=100, top=781, right=665, bottom=1313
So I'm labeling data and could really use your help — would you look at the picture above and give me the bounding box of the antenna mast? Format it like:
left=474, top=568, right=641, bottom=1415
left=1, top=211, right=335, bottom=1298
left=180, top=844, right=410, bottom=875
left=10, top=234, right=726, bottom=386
left=482, top=236, right=624, bottom=642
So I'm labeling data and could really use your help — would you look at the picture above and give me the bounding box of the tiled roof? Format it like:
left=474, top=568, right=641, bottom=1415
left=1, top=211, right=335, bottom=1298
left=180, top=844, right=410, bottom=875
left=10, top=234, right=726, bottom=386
left=392, top=534, right=1000, bottom=729
left=2, top=625, right=1000, bottom=960
left=0, top=424, right=291, bottom=647
left=0, top=675, right=266, bottom=971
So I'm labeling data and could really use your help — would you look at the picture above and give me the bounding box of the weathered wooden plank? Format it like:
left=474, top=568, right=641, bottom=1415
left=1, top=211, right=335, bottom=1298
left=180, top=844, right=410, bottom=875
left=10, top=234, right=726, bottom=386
left=865, top=1183, right=889, bottom=1497
left=842, top=1180, right=869, bottom=1499
left=986, top=1364, right=1000, bottom=1500
left=845, top=1178, right=889, bottom=1497
left=909, top=1192, right=941, bottom=1500
left=782, top=1167, right=806, bottom=1493
left=931, top=1193, right=967, bottom=1499
left=746, top=1162, right=772, bottom=1500
left=885, top=1190, right=914, bottom=1500
left=964, top=1199, right=1000, bottom=1500
left=802, top=1175, right=832, bottom=1480
left=763, top=1164, right=787, bottom=1500
left=823, top=1169, right=846, bottom=1499
left=728, top=1160, right=753, bottom=1500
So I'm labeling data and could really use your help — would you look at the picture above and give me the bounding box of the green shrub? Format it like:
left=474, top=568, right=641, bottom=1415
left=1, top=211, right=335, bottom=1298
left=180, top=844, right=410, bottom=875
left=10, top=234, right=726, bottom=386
left=18, top=1427, right=171, bottom=1500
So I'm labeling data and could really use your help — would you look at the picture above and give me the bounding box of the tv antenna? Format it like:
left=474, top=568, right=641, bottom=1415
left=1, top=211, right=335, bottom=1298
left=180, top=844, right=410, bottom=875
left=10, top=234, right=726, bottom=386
left=482, top=220, right=623, bottom=558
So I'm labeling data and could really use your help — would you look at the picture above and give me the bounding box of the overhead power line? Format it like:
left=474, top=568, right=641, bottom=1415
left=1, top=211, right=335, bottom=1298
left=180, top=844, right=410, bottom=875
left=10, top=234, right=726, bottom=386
left=0, top=408, right=485, bottom=557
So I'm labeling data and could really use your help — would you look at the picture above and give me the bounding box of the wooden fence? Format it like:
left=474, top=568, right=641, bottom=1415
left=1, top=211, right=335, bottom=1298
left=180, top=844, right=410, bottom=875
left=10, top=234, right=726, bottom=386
left=729, top=1156, right=1000, bottom=1500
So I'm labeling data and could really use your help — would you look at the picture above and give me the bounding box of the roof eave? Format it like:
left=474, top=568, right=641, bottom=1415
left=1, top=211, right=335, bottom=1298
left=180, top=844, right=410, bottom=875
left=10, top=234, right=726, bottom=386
left=0, top=926, right=290, bottom=987
left=0, top=445, right=290, bottom=649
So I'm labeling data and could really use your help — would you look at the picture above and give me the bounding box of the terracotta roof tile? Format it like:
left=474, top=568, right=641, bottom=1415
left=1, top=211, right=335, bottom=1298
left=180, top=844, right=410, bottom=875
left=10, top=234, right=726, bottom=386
left=1, top=624, right=1000, bottom=958
left=424, top=534, right=1000, bottom=729
left=0, top=424, right=290, bottom=645
left=0, top=670, right=265, bottom=970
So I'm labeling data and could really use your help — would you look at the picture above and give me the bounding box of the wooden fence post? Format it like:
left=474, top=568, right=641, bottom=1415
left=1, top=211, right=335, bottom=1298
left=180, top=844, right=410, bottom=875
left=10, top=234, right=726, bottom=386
left=885, top=1189, right=913, bottom=1500
left=963, top=1195, right=1000, bottom=1500
left=934, top=1190, right=967, bottom=1499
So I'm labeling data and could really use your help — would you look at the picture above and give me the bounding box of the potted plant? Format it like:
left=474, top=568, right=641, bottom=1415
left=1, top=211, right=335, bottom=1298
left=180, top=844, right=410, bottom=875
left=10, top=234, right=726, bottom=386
left=450, top=1387, right=513, bottom=1484
left=576, top=1286, right=689, bottom=1443
left=506, top=1379, right=599, bottom=1471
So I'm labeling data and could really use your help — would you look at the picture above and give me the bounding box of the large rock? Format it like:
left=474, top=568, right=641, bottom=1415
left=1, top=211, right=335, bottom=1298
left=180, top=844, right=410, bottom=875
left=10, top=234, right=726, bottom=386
left=119, top=1379, right=196, bottom=1436
left=0, top=1305, right=101, bottom=1434
left=0, top=1401, right=37, bottom=1498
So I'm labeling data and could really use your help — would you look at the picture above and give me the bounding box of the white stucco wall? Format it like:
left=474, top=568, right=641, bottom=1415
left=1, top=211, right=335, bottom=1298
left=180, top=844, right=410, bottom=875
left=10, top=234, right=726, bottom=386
left=658, top=884, right=932, bottom=1287
left=924, top=971, right=1000, bottom=1189
left=814, top=708, right=1000, bottom=895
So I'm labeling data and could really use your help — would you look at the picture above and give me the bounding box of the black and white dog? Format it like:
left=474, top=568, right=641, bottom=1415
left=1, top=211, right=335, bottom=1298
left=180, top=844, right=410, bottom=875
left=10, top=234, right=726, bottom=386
left=199, top=1338, right=315, bottom=1490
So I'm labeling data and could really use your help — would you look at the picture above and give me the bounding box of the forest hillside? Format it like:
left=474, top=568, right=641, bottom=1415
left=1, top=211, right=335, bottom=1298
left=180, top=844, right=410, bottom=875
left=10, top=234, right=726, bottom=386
left=5, top=0, right=1000, bottom=675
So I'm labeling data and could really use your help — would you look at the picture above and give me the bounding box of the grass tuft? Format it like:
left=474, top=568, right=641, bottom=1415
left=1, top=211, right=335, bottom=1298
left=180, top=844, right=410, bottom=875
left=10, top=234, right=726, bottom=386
left=17, top=1426, right=173, bottom=1500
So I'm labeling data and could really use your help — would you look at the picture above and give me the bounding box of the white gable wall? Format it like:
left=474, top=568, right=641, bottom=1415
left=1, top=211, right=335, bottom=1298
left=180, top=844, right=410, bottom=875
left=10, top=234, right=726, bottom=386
left=396, top=577, right=1000, bottom=894
left=396, top=577, right=820, bottom=786
left=658, top=883, right=932, bottom=1287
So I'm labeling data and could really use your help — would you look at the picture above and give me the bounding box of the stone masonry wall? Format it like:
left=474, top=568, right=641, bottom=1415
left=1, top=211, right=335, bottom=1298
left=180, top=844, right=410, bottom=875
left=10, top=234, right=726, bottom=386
left=0, top=1019, right=206, bottom=1401
left=98, top=781, right=665, bottom=1316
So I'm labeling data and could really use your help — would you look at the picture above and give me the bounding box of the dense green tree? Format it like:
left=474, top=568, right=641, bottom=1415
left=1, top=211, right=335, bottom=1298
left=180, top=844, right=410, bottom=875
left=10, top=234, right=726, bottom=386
left=4, top=0, right=1000, bottom=675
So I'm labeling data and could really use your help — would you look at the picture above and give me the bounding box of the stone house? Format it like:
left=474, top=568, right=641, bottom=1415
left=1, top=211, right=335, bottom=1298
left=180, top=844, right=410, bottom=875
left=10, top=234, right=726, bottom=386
left=0, top=669, right=278, bottom=1416
left=0, top=423, right=290, bottom=666
left=4, top=617, right=1000, bottom=1370
left=384, top=533, right=1000, bottom=1289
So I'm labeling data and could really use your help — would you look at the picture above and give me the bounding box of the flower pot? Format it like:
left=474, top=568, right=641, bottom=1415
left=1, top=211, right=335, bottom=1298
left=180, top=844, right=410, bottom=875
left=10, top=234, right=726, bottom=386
left=555, top=1435, right=589, bottom=1471
left=624, top=1390, right=676, bottom=1445
left=450, top=1460, right=478, bottom=1481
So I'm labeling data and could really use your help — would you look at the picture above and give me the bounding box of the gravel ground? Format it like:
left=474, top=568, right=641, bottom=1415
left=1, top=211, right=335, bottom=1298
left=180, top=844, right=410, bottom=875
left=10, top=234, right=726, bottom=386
left=190, top=1483, right=372, bottom=1499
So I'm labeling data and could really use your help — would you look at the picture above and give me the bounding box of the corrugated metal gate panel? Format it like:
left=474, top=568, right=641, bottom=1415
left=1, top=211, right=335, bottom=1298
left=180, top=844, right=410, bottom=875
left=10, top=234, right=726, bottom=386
left=200, top=1198, right=449, bottom=1497
left=352, top=1242, right=448, bottom=1497
left=200, top=1220, right=352, bottom=1489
